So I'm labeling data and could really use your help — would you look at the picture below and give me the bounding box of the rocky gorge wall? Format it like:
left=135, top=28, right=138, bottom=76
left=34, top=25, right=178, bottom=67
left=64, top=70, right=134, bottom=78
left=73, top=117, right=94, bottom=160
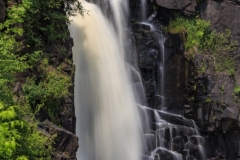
left=130, top=0, right=240, bottom=159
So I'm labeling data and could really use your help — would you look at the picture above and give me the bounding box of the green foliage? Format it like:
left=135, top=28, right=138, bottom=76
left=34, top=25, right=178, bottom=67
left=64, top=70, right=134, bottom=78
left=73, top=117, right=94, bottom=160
left=23, top=0, right=85, bottom=47
left=0, top=103, right=22, bottom=159
left=167, top=16, right=227, bottom=54
left=65, top=0, right=87, bottom=16
left=0, top=0, right=44, bottom=105
left=220, top=85, right=225, bottom=94
left=166, top=16, right=236, bottom=74
left=200, top=66, right=206, bottom=73
left=0, top=0, right=79, bottom=159
left=23, top=59, right=72, bottom=120
left=215, top=56, right=235, bottom=73
left=16, top=156, right=28, bottom=160
left=234, top=86, right=240, bottom=105
left=0, top=102, right=52, bottom=160
left=0, top=0, right=31, bottom=105
left=188, top=96, right=195, bottom=101
left=234, top=86, right=240, bottom=96
left=152, top=4, right=158, bottom=11
left=205, top=96, right=212, bottom=103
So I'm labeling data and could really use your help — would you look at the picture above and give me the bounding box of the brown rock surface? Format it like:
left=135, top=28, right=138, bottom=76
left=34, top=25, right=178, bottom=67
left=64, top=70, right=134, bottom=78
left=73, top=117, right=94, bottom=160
left=0, top=0, right=6, bottom=23
left=155, top=0, right=197, bottom=15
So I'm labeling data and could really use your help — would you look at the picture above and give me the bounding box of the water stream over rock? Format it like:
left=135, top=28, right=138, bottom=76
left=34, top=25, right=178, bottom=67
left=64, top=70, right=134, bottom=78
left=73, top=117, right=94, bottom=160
left=69, top=0, right=207, bottom=160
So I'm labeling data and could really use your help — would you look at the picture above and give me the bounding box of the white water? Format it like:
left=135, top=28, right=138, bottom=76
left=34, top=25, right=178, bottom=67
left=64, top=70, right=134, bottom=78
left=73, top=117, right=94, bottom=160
left=140, top=0, right=147, bottom=21
left=159, top=32, right=166, bottom=110
left=151, top=26, right=166, bottom=110
left=89, top=0, right=128, bottom=55
left=192, top=120, right=207, bottom=159
left=69, top=1, right=142, bottom=160
left=154, top=110, right=161, bottom=122
left=151, top=147, right=182, bottom=160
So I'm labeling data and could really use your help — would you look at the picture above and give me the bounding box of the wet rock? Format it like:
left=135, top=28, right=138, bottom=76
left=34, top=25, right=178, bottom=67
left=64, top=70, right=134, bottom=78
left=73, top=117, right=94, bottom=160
left=144, top=133, right=156, bottom=154
left=190, top=135, right=205, bottom=145
left=203, top=132, right=240, bottom=159
left=133, top=25, right=159, bottom=70
left=172, top=136, right=184, bottom=152
left=133, top=23, right=189, bottom=110
left=132, top=23, right=151, bottom=31
left=157, top=111, right=185, bottom=126
left=152, top=148, right=182, bottom=160
left=142, top=155, right=153, bottom=160
left=186, top=154, right=195, bottom=160
left=132, top=23, right=160, bottom=107
left=139, top=48, right=159, bottom=70
left=164, top=33, right=189, bottom=110
left=143, top=79, right=155, bottom=98
left=129, top=0, right=144, bottom=20
left=184, top=141, right=198, bottom=156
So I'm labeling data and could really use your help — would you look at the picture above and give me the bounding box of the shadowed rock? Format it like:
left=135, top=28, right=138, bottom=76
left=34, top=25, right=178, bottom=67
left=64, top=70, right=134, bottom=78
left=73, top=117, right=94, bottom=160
left=155, top=0, right=197, bottom=15
left=38, top=120, right=78, bottom=160
left=0, top=0, right=6, bottom=23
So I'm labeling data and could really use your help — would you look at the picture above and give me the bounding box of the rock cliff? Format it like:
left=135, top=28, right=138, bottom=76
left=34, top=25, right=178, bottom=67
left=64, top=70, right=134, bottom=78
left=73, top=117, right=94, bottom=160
left=130, top=0, right=240, bottom=159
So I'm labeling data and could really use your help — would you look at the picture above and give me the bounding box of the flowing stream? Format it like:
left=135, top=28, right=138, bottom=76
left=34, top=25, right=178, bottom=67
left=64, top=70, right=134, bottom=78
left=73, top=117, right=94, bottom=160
left=69, top=0, right=142, bottom=160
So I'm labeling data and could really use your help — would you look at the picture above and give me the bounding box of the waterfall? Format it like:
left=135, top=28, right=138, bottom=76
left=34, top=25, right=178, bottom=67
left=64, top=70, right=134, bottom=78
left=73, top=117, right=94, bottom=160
left=140, top=0, right=147, bottom=21
left=69, top=0, right=142, bottom=160
left=89, top=0, right=128, bottom=56
left=158, top=32, right=166, bottom=110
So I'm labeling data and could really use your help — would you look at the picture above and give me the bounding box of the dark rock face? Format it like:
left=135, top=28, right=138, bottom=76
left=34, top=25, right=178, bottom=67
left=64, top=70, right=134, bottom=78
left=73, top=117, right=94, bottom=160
left=133, top=1, right=240, bottom=158
left=137, top=33, right=159, bottom=70
left=184, top=53, right=240, bottom=159
left=132, top=23, right=159, bottom=107
left=204, top=132, right=240, bottom=160
left=0, top=0, right=6, bottom=23
left=200, top=0, right=240, bottom=41
left=132, top=23, right=189, bottom=110
left=38, top=121, right=78, bottom=160
left=36, top=37, right=76, bottom=134
left=192, top=54, right=238, bottom=123
left=155, top=0, right=197, bottom=15
left=164, top=34, right=189, bottom=111
left=59, top=37, right=76, bottom=134
left=129, top=0, right=143, bottom=20
left=200, top=0, right=240, bottom=85
left=141, top=107, right=206, bottom=160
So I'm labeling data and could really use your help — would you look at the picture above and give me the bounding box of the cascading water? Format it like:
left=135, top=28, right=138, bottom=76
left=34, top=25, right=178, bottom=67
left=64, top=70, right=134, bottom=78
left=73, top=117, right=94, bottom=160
left=69, top=0, right=142, bottom=160
left=157, top=31, right=166, bottom=110
left=89, top=0, right=128, bottom=55
left=140, top=0, right=147, bottom=21
left=138, top=22, right=206, bottom=159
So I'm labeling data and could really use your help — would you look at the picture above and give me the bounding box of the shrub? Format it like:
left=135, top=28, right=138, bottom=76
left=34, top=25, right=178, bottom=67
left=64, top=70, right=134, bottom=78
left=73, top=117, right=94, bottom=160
left=166, top=16, right=236, bottom=74
left=0, top=0, right=81, bottom=158
left=0, top=102, right=53, bottom=160
left=23, top=59, right=72, bottom=120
